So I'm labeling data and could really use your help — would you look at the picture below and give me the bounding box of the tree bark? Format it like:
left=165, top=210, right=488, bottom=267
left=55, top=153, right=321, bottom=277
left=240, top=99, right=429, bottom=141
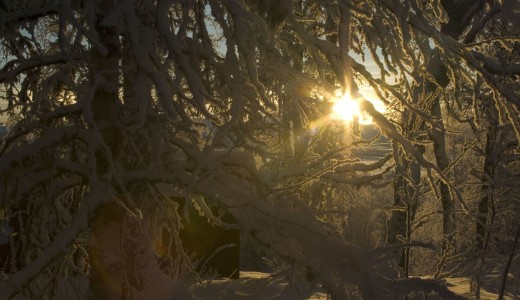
left=430, top=95, right=455, bottom=237
left=87, top=0, right=125, bottom=297
left=388, top=139, right=421, bottom=275
left=476, top=103, right=498, bottom=249
left=426, top=0, right=483, bottom=236
left=387, top=0, right=483, bottom=275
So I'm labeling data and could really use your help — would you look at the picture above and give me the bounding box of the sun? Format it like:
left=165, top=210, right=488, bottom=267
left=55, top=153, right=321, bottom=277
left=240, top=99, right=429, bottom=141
left=330, top=90, right=386, bottom=125
left=331, top=94, right=372, bottom=125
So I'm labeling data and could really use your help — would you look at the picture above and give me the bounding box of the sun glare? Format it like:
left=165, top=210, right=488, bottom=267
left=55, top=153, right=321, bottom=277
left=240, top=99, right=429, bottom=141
left=332, top=95, right=359, bottom=121
left=331, top=89, right=385, bottom=125
left=331, top=94, right=373, bottom=125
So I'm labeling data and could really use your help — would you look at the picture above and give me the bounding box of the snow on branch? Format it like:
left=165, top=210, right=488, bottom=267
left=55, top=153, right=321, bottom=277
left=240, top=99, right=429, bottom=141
left=0, top=2, right=58, bottom=34
left=334, top=153, right=393, bottom=173
left=0, top=184, right=113, bottom=299
left=359, top=98, right=469, bottom=212
left=472, top=51, right=520, bottom=76
left=0, top=53, right=84, bottom=84
left=200, top=172, right=463, bottom=299
left=462, top=3, right=501, bottom=44
left=0, top=126, right=90, bottom=174
left=323, top=165, right=394, bottom=187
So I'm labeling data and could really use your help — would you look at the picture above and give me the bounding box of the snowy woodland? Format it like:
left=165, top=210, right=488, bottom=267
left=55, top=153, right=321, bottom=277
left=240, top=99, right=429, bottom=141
left=0, top=0, right=520, bottom=299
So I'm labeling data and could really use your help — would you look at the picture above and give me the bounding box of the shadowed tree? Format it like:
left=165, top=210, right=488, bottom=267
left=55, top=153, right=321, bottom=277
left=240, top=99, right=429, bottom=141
left=0, top=0, right=519, bottom=299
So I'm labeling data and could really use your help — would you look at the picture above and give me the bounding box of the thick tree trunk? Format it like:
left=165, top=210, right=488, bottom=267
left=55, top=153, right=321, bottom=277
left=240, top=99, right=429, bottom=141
left=87, top=2, right=179, bottom=298
left=420, top=1, right=471, bottom=236
left=388, top=139, right=421, bottom=275
left=430, top=97, right=455, bottom=237
left=388, top=163, right=407, bottom=268
left=471, top=108, right=498, bottom=297
left=86, top=0, right=124, bottom=297
left=433, top=0, right=484, bottom=237
left=476, top=104, right=498, bottom=249
left=387, top=0, right=481, bottom=273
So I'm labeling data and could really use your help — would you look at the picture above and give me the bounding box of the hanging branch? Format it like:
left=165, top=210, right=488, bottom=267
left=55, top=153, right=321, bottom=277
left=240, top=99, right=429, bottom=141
left=360, top=98, right=469, bottom=212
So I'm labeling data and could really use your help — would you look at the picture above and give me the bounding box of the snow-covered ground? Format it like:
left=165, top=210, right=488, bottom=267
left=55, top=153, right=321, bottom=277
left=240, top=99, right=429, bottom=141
left=46, top=271, right=515, bottom=299
left=51, top=272, right=328, bottom=299
left=192, top=272, right=518, bottom=300
left=191, top=271, right=328, bottom=299
left=444, top=277, right=514, bottom=300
